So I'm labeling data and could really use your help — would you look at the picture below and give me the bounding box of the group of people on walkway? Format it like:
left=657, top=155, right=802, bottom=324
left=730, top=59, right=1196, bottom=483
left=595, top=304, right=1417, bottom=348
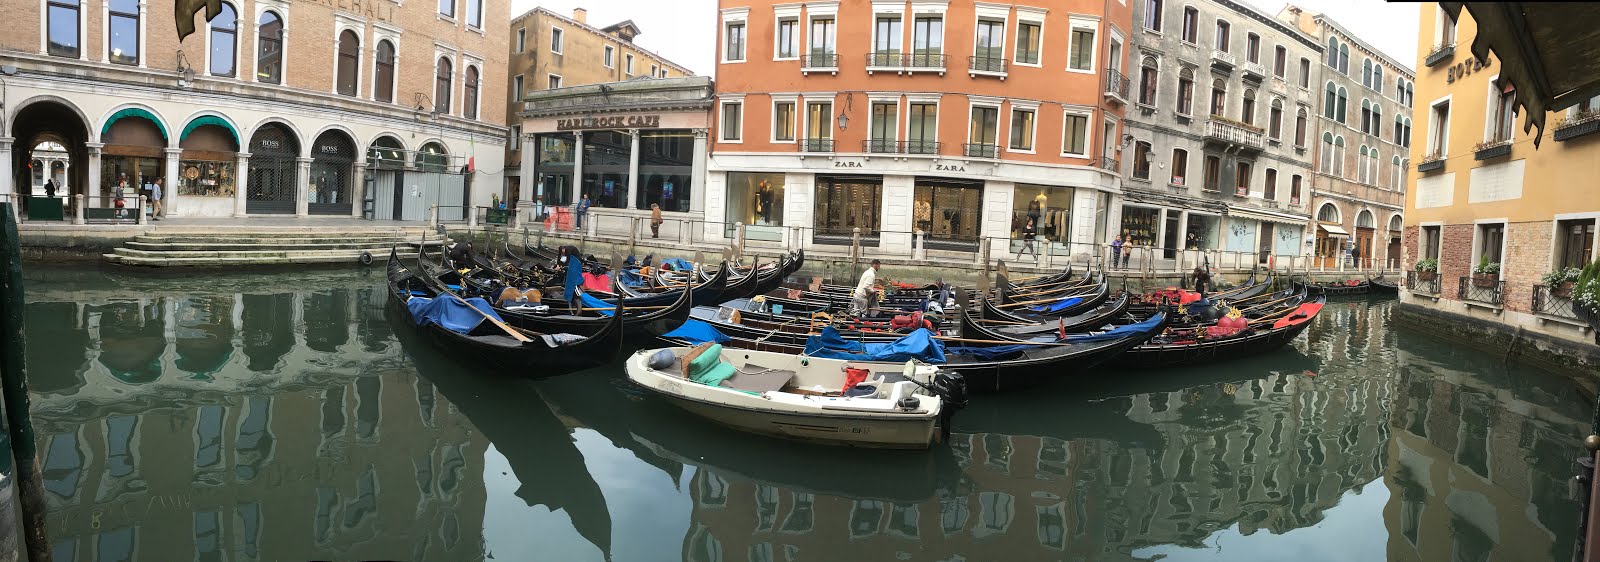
left=534, top=193, right=667, bottom=238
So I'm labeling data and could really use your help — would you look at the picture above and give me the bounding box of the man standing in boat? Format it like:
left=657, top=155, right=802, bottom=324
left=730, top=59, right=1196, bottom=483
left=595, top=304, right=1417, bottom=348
left=852, top=259, right=882, bottom=315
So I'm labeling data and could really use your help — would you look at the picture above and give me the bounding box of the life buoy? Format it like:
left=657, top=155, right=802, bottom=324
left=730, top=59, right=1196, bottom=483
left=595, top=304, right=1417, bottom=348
left=359, top=251, right=373, bottom=265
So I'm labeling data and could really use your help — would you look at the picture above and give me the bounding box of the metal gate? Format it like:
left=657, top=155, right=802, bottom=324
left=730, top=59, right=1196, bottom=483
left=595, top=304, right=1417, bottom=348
left=246, top=124, right=299, bottom=214
left=309, top=131, right=357, bottom=216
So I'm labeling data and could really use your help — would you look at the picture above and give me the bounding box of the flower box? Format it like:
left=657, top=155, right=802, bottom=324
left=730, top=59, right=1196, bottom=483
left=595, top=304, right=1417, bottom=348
left=1473, top=141, right=1511, bottom=160
left=1472, top=274, right=1498, bottom=288
left=1417, top=271, right=1437, bottom=282
left=1554, top=116, right=1600, bottom=142
left=1555, top=280, right=1575, bottom=298
left=1416, top=158, right=1445, bottom=173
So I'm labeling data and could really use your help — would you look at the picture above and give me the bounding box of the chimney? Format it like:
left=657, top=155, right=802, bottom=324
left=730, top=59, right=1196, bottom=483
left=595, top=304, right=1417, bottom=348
left=573, top=8, right=587, bottom=24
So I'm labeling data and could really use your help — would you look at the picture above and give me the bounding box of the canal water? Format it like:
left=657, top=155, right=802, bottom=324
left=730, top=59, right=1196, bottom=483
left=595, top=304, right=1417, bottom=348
left=20, top=266, right=1591, bottom=561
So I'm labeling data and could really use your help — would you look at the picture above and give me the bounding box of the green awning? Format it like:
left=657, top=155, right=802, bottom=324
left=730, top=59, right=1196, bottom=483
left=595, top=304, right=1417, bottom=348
left=181, top=116, right=239, bottom=146
left=101, top=108, right=169, bottom=140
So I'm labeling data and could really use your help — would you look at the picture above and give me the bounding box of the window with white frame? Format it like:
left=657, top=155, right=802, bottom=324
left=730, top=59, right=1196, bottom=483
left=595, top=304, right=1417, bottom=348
left=1321, top=132, right=1335, bottom=173
left=1145, top=0, right=1162, bottom=32
left=547, top=73, right=561, bottom=89
left=515, top=28, right=525, bottom=53
left=1362, top=58, right=1373, bottom=88
left=773, top=99, right=796, bottom=142
left=804, top=100, right=834, bottom=150
left=1357, top=145, right=1370, bottom=184
left=1475, top=222, right=1505, bottom=269
left=1274, top=46, right=1285, bottom=78
left=651, top=63, right=659, bottom=76
left=108, top=0, right=139, bottom=65
left=1138, top=56, right=1158, bottom=106
left=721, top=100, right=743, bottom=142
left=776, top=16, right=799, bottom=59
left=466, top=0, right=482, bottom=28
left=1241, top=89, right=1256, bottom=125
left=626, top=54, right=634, bottom=75
left=1390, top=155, right=1402, bottom=188
left=907, top=101, right=938, bottom=154
left=1176, top=67, right=1194, bottom=115
left=1015, top=14, right=1043, bottom=66
left=973, top=18, right=1005, bottom=69
left=1333, top=135, right=1346, bottom=177
left=1067, top=18, right=1096, bottom=72
left=810, top=16, right=838, bottom=60
left=1296, top=108, right=1307, bottom=146
left=1214, top=19, right=1230, bottom=53
left=725, top=19, right=747, bottom=62
left=46, top=0, right=81, bottom=58
left=873, top=13, right=903, bottom=64
left=1061, top=110, right=1090, bottom=157
left=1181, top=7, right=1197, bottom=43
left=510, top=125, right=521, bottom=151
left=1488, top=77, right=1516, bottom=143
left=1009, top=106, right=1036, bottom=152
left=208, top=3, right=239, bottom=77
left=1246, top=33, right=1259, bottom=63
left=968, top=103, right=1000, bottom=157
left=438, top=0, right=454, bottom=18
left=1299, top=57, right=1310, bottom=88
left=604, top=45, right=614, bottom=67
left=1269, top=99, right=1283, bottom=139
left=512, top=74, right=523, bottom=99
left=550, top=27, right=564, bottom=54
left=911, top=14, right=943, bottom=67
left=660, top=68, right=669, bottom=78
left=258, top=10, right=284, bottom=83
left=374, top=39, right=395, bottom=102
left=869, top=101, right=898, bottom=151
left=1428, top=99, right=1450, bottom=157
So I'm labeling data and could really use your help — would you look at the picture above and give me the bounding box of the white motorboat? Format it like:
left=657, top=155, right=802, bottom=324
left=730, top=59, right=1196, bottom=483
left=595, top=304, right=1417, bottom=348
left=624, top=345, right=968, bottom=449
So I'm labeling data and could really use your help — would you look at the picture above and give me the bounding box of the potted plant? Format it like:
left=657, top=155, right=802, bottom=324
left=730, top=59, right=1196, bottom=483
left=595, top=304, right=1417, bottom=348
left=1414, top=258, right=1438, bottom=281
left=1542, top=267, right=1581, bottom=298
left=1472, top=256, right=1501, bottom=288
left=1573, top=260, right=1600, bottom=334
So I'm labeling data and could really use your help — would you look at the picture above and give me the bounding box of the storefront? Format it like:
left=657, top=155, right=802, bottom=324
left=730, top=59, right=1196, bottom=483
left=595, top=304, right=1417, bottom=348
left=534, top=133, right=576, bottom=209
left=815, top=175, right=882, bottom=245
left=725, top=172, right=785, bottom=241
left=1316, top=223, right=1350, bottom=267
left=1184, top=212, right=1221, bottom=250
left=637, top=130, right=694, bottom=212
left=1011, top=184, right=1074, bottom=244
left=914, top=178, right=982, bottom=250
left=100, top=111, right=167, bottom=213
left=175, top=120, right=239, bottom=216
left=308, top=130, right=358, bottom=215
left=582, top=130, right=632, bottom=209
left=245, top=123, right=300, bottom=214
left=1119, top=205, right=1162, bottom=248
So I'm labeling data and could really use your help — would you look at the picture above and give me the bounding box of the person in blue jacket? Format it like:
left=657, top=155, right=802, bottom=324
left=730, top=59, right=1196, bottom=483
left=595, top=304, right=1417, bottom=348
left=561, top=245, right=585, bottom=309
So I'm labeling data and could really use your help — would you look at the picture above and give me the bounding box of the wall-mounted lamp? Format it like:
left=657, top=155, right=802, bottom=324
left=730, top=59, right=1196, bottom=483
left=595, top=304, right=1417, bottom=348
left=837, top=92, right=854, bottom=130
left=175, top=51, right=195, bottom=87
left=1121, top=134, right=1135, bottom=148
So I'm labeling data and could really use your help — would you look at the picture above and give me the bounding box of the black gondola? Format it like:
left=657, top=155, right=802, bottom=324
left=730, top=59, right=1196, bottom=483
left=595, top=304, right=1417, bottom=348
left=1368, top=273, right=1400, bottom=296
left=1107, top=294, right=1326, bottom=368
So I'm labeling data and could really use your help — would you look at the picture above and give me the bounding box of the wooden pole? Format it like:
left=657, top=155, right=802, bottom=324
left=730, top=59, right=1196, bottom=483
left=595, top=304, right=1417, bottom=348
left=0, top=202, right=53, bottom=562
left=996, top=291, right=1100, bottom=309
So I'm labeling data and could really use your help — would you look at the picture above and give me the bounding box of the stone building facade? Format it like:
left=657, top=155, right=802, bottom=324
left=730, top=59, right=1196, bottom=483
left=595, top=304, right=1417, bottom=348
left=1, top=0, right=508, bottom=219
left=503, top=7, right=695, bottom=206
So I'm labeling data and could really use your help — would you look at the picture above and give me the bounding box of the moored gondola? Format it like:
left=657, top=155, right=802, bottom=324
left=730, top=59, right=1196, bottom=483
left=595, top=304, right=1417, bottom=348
left=1107, top=294, right=1325, bottom=368
left=1368, top=273, right=1400, bottom=296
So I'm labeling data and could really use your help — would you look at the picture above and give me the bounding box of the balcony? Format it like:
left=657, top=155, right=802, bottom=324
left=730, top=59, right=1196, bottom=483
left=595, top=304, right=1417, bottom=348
left=1554, top=111, right=1600, bottom=141
left=1406, top=271, right=1441, bottom=296
left=1533, top=284, right=1581, bottom=321
left=1241, top=60, right=1267, bottom=83
left=1098, top=155, right=1119, bottom=173
left=1210, top=50, right=1236, bottom=72
left=866, top=52, right=904, bottom=73
left=1424, top=43, right=1455, bottom=67
left=963, top=143, right=999, bottom=158
left=906, top=53, right=947, bottom=73
left=1104, top=68, right=1130, bottom=106
left=968, top=56, right=1008, bottom=78
left=864, top=139, right=940, bottom=155
left=802, top=53, right=839, bottom=74
left=1202, top=117, right=1265, bottom=153
left=1473, top=139, right=1511, bottom=160
left=906, top=140, right=940, bottom=155
left=799, top=138, right=835, bottom=153
left=1457, top=276, right=1504, bottom=307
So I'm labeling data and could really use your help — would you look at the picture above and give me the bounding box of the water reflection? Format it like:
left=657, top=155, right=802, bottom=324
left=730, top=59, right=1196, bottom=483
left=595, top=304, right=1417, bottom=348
left=20, top=268, right=1591, bottom=561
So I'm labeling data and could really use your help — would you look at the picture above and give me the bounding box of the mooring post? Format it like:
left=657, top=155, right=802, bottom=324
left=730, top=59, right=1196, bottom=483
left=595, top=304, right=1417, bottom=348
left=851, top=227, right=861, bottom=277
left=0, top=203, right=51, bottom=562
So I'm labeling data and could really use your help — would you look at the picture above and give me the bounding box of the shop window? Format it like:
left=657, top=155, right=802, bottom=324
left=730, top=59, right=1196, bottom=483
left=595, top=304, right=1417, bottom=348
left=1170, top=148, right=1187, bottom=185
left=47, top=0, right=80, bottom=58
left=534, top=133, right=576, bottom=207
left=915, top=179, right=982, bottom=246
left=1120, top=206, right=1160, bottom=247
left=815, top=176, right=882, bottom=242
left=1557, top=219, right=1595, bottom=269
left=308, top=130, right=357, bottom=215
left=177, top=124, right=240, bottom=198
left=581, top=130, right=632, bottom=209
left=108, top=0, right=139, bottom=65
left=1186, top=214, right=1220, bottom=250
left=636, top=130, right=694, bottom=213
left=726, top=172, right=785, bottom=231
left=1012, top=184, right=1072, bottom=244
left=257, top=11, right=283, bottom=83
left=208, top=3, right=238, bottom=77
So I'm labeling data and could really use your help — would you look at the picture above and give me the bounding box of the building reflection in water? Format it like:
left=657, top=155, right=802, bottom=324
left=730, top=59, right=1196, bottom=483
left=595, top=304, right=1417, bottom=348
left=21, top=268, right=1591, bottom=561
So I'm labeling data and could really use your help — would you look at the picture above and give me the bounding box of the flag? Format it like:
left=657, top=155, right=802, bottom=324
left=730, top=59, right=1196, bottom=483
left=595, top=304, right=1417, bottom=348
left=176, top=0, right=224, bottom=43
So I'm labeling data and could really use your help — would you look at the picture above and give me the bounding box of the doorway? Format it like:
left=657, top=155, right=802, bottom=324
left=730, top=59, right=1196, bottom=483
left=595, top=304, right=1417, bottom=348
left=1258, top=222, right=1274, bottom=264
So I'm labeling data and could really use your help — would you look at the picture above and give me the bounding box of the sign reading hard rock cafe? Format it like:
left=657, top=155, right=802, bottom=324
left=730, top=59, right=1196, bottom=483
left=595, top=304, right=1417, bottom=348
left=556, top=115, right=663, bottom=131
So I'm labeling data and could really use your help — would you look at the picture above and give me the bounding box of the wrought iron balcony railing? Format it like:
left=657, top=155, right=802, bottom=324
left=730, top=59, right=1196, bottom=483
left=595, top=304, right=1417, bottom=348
left=864, top=140, right=941, bottom=155
left=906, top=140, right=940, bottom=155
left=866, top=52, right=902, bottom=68
left=802, top=53, right=839, bottom=69
left=1405, top=271, right=1441, bottom=295
left=1457, top=276, right=1504, bottom=306
left=906, top=53, right=947, bottom=71
left=1533, top=284, right=1580, bottom=320
left=1099, top=155, right=1119, bottom=172
left=963, top=143, right=999, bottom=158
left=799, top=138, right=835, bottom=153
left=1104, top=68, right=1130, bottom=103
left=969, top=56, right=1007, bottom=75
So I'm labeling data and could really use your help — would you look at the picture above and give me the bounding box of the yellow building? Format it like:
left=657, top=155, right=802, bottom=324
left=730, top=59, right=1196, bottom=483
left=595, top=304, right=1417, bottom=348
left=1401, top=4, right=1600, bottom=354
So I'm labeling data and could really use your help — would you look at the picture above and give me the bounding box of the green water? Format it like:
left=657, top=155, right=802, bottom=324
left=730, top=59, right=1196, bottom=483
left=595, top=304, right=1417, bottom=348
left=19, top=266, right=1591, bottom=561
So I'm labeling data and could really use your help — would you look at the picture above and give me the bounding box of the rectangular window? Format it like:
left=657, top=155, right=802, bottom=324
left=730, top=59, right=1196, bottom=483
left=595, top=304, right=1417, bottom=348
left=1171, top=148, right=1188, bottom=185
left=727, top=172, right=786, bottom=228
left=1215, top=20, right=1230, bottom=53
left=1246, top=33, right=1259, bottom=63
left=806, top=101, right=834, bottom=150
left=1177, top=74, right=1194, bottom=115
left=1132, top=141, right=1151, bottom=179
left=773, top=101, right=796, bottom=142
left=1274, top=46, right=1286, bottom=77
left=725, top=22, right=746, bottom=61
left=1068, top=23, right=1095, bottom=71
left=1235, top=162, right=1251, bottom=195
left=550, top=28, right=563, bottom=54
left=1242, top=96, right=1255, bottom=125
left=1291, top=175, right=1303, bottom=204
left=651, top=64, right=659, bottom=76
left=1009, top=108, right=1036, bottom=151
left=626, top=54, right=635, bottom=75
left=1476, top=223, right=1504, bottom=266
left=1145, top=0, right=1162, bottom=32
left=1430, top=100, right=1450, bottom=156
left=1491, top=80, right=1516, bottom=142
left=547, top=74, right=561, bottom=89
left=811, top=18, right=838, bottom=55
left=1211, top=84, right=1226, bottom=116
left=969, top=106, right=999, bottom=155
left=512, top=75, right=523, bottom=99
left=870, top=102, right=898, bottom=152
left=438, top=0, right=454, bottom=18
left=1139, top=66, right=1158, bottom=106
left=1203, top=155, right=1221, bottom=191
left=1269, top=105, right=1283, bottom=138
left=975, top=19, right=1004, bottom=65
left=466, top=0, right=482, bottom=28
left=721, top=102, right=742, bottom=142
left=604, top=46, right=614, bottom=67
left=510, top=125, right=521, bottom=151
left=1062, top=113, right=1089, bottom=156
left=1421, top=225, right=1441, bottom=260
left=875, top=16, right=903, bottom=56
left=1015, top=21, right=1041, bottom=65
left=1558, top=219, right=1595, bottom=269
left=516, top=28, right=525, bottom=53
left=1440, top=6, right=1457, bottom=45
left=1299, top=58, right=1311, bottom=88
left=908, top=102, right=938, bottom=154
left=815, top=176, right=882, bottom=238
left=912, top=16, right=943, bottom=64
left=108, top=0, right=139, bottom=65
left=777, top=18, right=799, bottom=59
left=1264, top=168, right=1277, bottom=199
left=1181, top=8, right=1197, bottom=43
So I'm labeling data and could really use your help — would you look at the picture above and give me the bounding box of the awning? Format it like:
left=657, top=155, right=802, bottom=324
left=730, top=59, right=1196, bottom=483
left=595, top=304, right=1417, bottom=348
left=1225, top=207, right=1307, bottom=226
left=180, top=115, right=239, bottom=146
left=1320, top=224, right=1351, bottom=236
left=101, top=107, right=168, bottom=140
left=1439, top=3, right=1600, bottom=148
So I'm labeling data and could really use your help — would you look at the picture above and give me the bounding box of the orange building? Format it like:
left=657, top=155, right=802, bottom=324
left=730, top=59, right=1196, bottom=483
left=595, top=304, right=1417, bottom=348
left=708, top=0, right=1132, bottom=256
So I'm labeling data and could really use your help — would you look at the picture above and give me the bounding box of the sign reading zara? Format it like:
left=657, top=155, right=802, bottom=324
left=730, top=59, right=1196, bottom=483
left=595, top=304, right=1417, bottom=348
left=556, top=115, right=663, bottom=131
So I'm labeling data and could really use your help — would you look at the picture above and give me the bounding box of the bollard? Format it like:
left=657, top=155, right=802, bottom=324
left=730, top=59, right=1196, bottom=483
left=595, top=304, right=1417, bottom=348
left=73, top=194, right=85, bottom=225
left=1037, top=238, right=1049, bottom=269
left=735, top=222, right=746, bottom=260
left=136, top=195, right=147, bottom=225
left=851, top=227, right=861, bottom=275
left=913, top=229, right=926, bottom=261
left=978, top=236, right=991, bottom=269
left=629, top=216, right=639, bottom=255
left=468, top=206, right=479, bottom=227
left=587, top=214, right=597, bottom=238
left=429, top=204, right=439, bottom=227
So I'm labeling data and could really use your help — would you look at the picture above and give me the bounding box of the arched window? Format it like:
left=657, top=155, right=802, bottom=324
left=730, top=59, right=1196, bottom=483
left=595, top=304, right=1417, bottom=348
left=1362, top=59, right=1372, bottom=88
left=1176, top=67, right=1195, bottom=115
left=257, top=11, right=283, bottom=83
left=1338, top=44, right=1349, bottom=75
left=208, top=3, right=238, bottom=77
left=1295, top=108, right=1308, bottom=146
left=1241, top=89, right=1256, bottom=125
left=1269, top=99, right=1283, bottom=139
left=1388, top=214, right=1403, bottom=232
left=1336, top=87, right=1348, bottom=124
left=375, top=40, right=396, bottom=103
left=1333, top=136, right=1346, bottom=178
left=1356, top=210, right=1375, bottom=229
left=1139, top=56, right=1159, bottom=106
left=1326, top=38, right=1338, bottom=67
left=108, top=0, right=139, bottom=65
left=1406, top=83, right=1414, bottom=107
left=435, top=57, right=453, bottom=114
left=1372, top=106, right=1381, bottom=136
left=1369, top=149, right=1379, bottom=187
left=1402, top=118, right=1412, bottom=148
left=1361, top=99, right=1372, bottom=134
left=1324, top=82, right=1338, bottom=119
left=1358, top=145, right=1369, bottom=183
left=336, top=30, right=360, bottom=96
left=1397, top=77, right=1406, bottom=104
left=1318, top=202, right=1339, bottom=223
left=1210, top=78, right=1226, bottom=117
left=1321, top=132, right=1335, bottom=173
left=463, top=66, right=480, bottom=120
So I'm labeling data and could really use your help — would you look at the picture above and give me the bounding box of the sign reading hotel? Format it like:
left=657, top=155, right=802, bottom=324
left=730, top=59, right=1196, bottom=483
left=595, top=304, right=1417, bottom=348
left=556, top=115, right=663, bottom=131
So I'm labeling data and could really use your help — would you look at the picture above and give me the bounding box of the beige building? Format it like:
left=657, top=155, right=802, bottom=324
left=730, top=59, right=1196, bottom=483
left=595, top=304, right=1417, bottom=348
left=503, top=7, right=695, bottom=204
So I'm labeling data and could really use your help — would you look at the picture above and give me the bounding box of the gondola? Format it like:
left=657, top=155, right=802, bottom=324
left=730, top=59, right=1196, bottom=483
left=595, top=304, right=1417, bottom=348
left=1368, top=273, right=1400, bottom=296
left=1106, top=294, right=1326, bottom=368
left=961, top=291, right=1131, bottom=337
left=1293, top=277, right=1370, bottom=296
left=387, top=247, right=626, bottom=375
left=614, top=261, right=735, bottom=307
left=980, top=274, right=1111, bottom=323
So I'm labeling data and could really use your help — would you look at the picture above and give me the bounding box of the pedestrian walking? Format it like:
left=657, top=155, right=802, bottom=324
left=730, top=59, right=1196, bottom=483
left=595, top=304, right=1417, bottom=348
left=575, top=193, right=591, bottom=230
left=1016, top=218, right=1039, bottom=260
left=851, top=259, right=882, bottom=315
left=1110, top=235, right=1124, bottom=269
left=650, top=203, right=664, bottom=238
left=150, top=178, right=164, bottom=221
left=43, top=179, right=57, bottom=199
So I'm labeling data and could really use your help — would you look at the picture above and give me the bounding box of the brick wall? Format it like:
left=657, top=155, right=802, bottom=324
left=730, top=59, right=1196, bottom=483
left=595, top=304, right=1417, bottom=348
left=1439, top=224, right=1475, bottom=300
left=1402, top=225, right=1418, bottom=271
left=1501, top=221, right=1551, bottom=314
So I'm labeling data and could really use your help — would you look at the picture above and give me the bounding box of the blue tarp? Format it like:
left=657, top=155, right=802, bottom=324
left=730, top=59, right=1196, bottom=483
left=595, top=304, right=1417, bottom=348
left=803, top=327, right=947, bottom=363
left=662, top=319, right=732, bottom=345
left=619, top=268, right=647, bottom=288
left=945, top=312, right=1167, bottom=360
left=579, top=292, right=618, bottom=316
left=662, top=258, right=694, bottom=271
left=1029, top=296, right=1083, bottom=313
left=406, top=296, right=503, bottom=335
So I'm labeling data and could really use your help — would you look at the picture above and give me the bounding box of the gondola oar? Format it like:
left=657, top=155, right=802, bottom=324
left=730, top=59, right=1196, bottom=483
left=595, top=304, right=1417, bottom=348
left=414, top=238, right=535, bottom=343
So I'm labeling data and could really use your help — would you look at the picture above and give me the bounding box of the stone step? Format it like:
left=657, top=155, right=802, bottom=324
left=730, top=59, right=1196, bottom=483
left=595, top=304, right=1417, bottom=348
left=134, top=234, right=419, bottom=244
left=102, top=251, right=420, bottom=267
left=112, top=247, right=408, bottom=259
left=126, top=240, right=443, bottom=251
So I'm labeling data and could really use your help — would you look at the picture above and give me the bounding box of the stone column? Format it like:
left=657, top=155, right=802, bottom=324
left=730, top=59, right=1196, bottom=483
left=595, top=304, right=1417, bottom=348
left=690, top=129, right=708, bottom=213
left=626, top=129, right=641, bottom=209
left=234, top=152, right=251, bottom=217
left=0, top=137, right=13, bottom=197
left=163, top=148, right=181, bottom=217
left=296, top=157, right=312, bottom=217
left=86, top=143, right=104, bottom=201
left=351, top=158, right=366, bottom=218
left=519, top=133, right=536, bottom=207
left=573, top=131, right=585, bottom=200
left=1175, top=211, right=1189, bottom=271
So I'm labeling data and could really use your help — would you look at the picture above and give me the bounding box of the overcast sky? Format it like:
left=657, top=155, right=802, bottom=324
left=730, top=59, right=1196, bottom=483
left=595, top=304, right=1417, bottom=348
left=507, top=0, right=1421, bottom=77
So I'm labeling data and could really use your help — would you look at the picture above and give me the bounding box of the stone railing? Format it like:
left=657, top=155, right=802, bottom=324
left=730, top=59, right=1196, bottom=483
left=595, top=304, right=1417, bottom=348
left=1204, top=118, right=1264, bottom=150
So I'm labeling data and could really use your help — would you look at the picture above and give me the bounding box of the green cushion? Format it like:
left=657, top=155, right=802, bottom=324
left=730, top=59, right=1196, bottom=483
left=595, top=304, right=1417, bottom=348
left=688, top=343, right=723, bottom=379
left=694, top=361, right=738, bottom=387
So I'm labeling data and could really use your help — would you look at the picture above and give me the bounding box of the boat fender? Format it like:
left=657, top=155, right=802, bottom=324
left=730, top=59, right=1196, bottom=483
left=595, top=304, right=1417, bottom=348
left=359, top=251, right=373, bottom=265
left=897, top=396, right=921, bottom=411
left=647, top=349, right=677, bottom=370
